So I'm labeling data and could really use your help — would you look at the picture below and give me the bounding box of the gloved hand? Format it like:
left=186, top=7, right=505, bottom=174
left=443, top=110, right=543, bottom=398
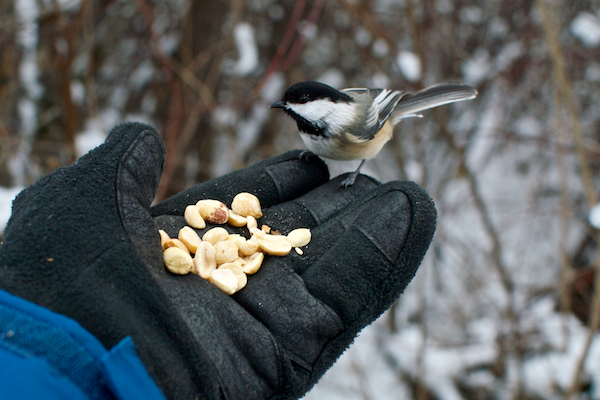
left=0, top=122, right=436, bottom=399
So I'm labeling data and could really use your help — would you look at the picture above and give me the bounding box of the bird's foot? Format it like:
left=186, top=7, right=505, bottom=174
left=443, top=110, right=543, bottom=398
left=336, top=159, right=367, bottom=189
left=297, top=150, right=317, bottom=162
left=337, top=170, right=360, bottom=189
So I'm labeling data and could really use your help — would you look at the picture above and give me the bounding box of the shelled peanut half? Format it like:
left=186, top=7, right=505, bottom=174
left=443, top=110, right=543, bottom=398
left=160, top=192, right=311, bottom=295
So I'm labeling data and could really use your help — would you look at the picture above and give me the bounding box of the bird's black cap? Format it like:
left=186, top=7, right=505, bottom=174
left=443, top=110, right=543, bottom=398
left=277, top=81, right=354, bottom=105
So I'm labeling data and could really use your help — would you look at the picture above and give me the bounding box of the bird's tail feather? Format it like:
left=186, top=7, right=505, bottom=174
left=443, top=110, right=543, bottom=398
left=392, top=84, right=477, bottom=123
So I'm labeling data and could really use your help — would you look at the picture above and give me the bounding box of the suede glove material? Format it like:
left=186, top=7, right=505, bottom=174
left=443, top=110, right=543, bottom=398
left=0, top=122, right=436, bottom=400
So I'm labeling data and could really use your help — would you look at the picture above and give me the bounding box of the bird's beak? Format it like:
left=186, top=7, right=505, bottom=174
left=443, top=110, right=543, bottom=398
left=269, top=100, right=286, bottom=109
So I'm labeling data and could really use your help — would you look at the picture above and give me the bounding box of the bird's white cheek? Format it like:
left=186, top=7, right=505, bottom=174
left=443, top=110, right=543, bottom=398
left=287, top=100, right=356, bottom=130
left=287, top=101, right=332, bottom=121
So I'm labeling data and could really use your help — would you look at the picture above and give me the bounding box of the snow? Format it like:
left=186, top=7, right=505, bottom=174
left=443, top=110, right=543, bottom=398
left=305, top=319, right=498, bottom=400
left=0, top=186, right=24, bottom=235
left=75, top=119, right=109, bottom=157
left=213, top=107, right=239, bottom=128
left=465, top=85, right=502, bottom=170
left=462, top=49, right=492, bottom=86
left=317, top=69, right=345, bottom=89
left=396, top=51, right=422, bottom=82
left=495, top=41, right=524, bottom=72
left=435, top=0, right=454, bottom=14
left=354, top=27, right=372, bottom=47
left=299, top=22, right=318, bottom=41
left=489, top=17, right=510, bottom=38
left=159, top=33, right=180, bottom=55
left=15, top=0, right=41, bottom=100
left=236, top=104, right=269, bottom=158
left=588, top=203, right=600, bottom=229
left=233, top=22, right=259, bottom=76
left=267, top=4, right=285, bottom=21
left=512, top=115, right=542, bottom=137
left=130, top=60, right=155, bottom=90
left=260, top=72, right=286, bottom=102
left=585, top=63, right=600, bottom=82
left=212, top=134, right=234, bottom=178
left=404, top=159, right=424, bottom=183
left=369, top=72, right=391, bottom=89
left=571, top=12, right=600, bottom=48
left=70, top=80, right=86, bottom=105
left=522, top=311, right=590, bottom=397
left=141, top=93, right=157, bottom=114
left=371, top=38, right=390, bottom=58
left=10, top=100, right=38, bottom=186
left=19, top=55, right=42, bottom=100
left=459, top=6, right=483, bottom=24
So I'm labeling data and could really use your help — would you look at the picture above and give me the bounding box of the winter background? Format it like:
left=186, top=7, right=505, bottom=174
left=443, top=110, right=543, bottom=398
left=2, top=0, right=600, bottom=398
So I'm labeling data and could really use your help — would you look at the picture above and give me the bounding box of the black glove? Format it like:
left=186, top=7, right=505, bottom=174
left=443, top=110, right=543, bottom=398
left=0, top=122, right=436, bottom=399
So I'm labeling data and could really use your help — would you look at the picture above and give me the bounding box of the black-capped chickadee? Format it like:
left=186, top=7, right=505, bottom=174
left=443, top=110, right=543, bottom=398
left=270, top=81, right=477, bottom=187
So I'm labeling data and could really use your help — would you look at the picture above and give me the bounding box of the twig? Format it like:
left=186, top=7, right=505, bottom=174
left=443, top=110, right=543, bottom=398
left=251, top=0, right=308, bottom=96
left=336, top=0, right=398, bottom=54
left=439, top=115, right=525, bottom=396
left=439, top=124, right=517, bottom=313
left=280, top=0, right=326, bottom=71
left=536, top=0, right=600, bottom=396
left=132, top=0, right=216, bottom=107
left=155, top=80, right=184, bottom=202
left=81, top=0, right=99, bottom=118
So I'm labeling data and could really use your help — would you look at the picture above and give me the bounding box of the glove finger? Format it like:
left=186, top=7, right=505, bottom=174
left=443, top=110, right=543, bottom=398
left=150, top=150, right=329, bottom=218
left=231, top=181, right=436, bottom=372
left=301, top=180, right=436, bottom=320
left=257, top=174, right=379, bottom=232
left=2, top=122, right=165, bottom=276
left=113, top=124, right=166, bottom=267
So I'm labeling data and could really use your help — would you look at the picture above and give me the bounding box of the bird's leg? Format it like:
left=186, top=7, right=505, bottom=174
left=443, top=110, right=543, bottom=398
left=338, top=159, right=367, bottom=189
left=297, top=150, right=317, bottom=162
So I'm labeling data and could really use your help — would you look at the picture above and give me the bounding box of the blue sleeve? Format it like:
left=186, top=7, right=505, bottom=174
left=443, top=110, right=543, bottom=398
left=0, top=289, right=166, bottom=400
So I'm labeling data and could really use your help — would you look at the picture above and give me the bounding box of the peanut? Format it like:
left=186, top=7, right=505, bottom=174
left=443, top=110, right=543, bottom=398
left=196, top=199, right=229, bottom=224
left=178, top=226, right=202, bottom=253
left=226, top=234, right=246, bottom=248
left=184, top=205, right=206, bottom=229
left=286, top=228, right=311, bottom=247
left=202, top=227, right=229, bottom=245
left=231, top=192, right=263, bottom=218
left=214, top=241, right=239, bottom=265
left=163, top=247, right=193, bottom=275
left=232, top=257, right=247, bottom=268
left=243, top=252, right=264, bottom=274
left=255, top=231, right=292, bottom=256
left=239, top=235, right=260, bottom=256
left=193, top=242, right=217, bottom=279
left=247, top=216, right=258, bottom=230
left=227, top=211, right=247, bottom=227
left=158, top=229, right=170, bottom=250
left=162, top=191, right=313, bottom=295
left=163, top=238, right=190, bottom=254
left=210, top=269, right=238, bottom=295
left=218, top=263, right=247, bottom=291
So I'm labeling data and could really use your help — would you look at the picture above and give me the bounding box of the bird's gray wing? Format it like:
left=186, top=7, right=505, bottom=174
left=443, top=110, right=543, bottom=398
left=391, top=84, right=477, bottom=123
left=342, top=88, right=404, bottom=139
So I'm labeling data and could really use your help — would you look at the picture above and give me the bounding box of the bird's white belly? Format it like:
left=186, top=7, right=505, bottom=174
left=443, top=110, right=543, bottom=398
left=299, top=122, right=394, bottom=161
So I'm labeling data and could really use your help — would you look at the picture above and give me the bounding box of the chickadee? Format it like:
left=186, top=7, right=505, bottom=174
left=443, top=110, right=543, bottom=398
left=270, top=81, right=477, bottom=187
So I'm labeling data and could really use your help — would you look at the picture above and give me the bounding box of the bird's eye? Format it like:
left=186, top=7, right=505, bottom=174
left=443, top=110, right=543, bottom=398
left=299, top=94, right=309, bottom=103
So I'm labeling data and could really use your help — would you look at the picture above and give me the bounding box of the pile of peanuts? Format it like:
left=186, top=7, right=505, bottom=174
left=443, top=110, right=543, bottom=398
left=160, top=192, right=311, bottom=295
